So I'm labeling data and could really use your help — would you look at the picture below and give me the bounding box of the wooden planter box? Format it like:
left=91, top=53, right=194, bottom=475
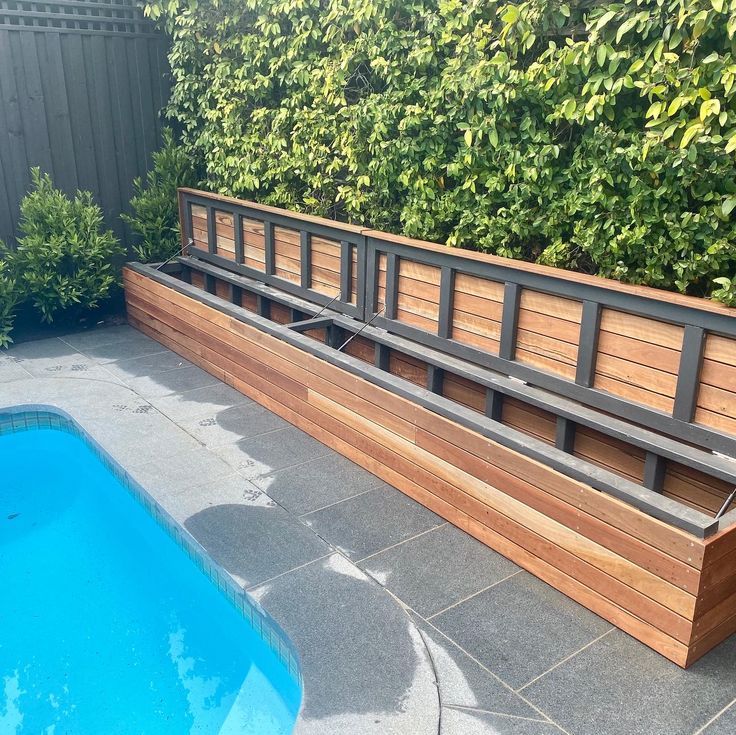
left=123, top=188, right=736, bottom=667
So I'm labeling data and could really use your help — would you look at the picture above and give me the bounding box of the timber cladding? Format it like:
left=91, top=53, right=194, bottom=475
left=122, top=188, right=736, bottom=666
left=123, top=264, right=734, bottom=668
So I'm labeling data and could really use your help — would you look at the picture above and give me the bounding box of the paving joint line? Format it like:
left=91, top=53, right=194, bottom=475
left=244, top=552, right=335, bottom=592
left=412, top=611, right=570, bottom=732
left=298, top=485, right=383, bottom=518
left=692, top=696, right=736, bottom=735
left=516, top=627, right=616, bottom=693
left=442, top=704, right=552, bottom=724
left=355, top=522, right=450, bottom=564
left=427, top=569, right=523, bottom=620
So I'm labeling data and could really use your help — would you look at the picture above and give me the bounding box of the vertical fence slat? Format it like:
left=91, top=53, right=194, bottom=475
left=555, top=416, right=576, bottom=453
left=86, top=33, right=124, bottom=246
left=438, top=266, right=455, bottom=339
left=0, top=29, right=30, bottom=243
left=485, top=388, right=504, bottom=422
left=17, top=30, right=54, bottom=176
left=38, top=31, right=78, bottom=195
left=107, top=33, right=137, bottom=249
left=385, top=252, right=399, bottom=320
left=673, top=325, right=706, bottom=422
left=643, top=452, right=666, bottom=493
left=60, top=32, right=99, bottom=196
left=300, top=230, right=310, bottom=290
left=575, top=300, right=602, bottom=388
left=365, top=245, right=379, bottom=316
left=206, top=206, right=216, bottom=254
left=264, top=220, right=275, bottom=275
left=233, top=212, right=244, bottom=264
left=340, top=240, right=351, bottom=303
left=499, top=282, right=520, bottom=361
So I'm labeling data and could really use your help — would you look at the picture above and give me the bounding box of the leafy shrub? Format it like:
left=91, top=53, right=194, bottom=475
left=145, top=0, right=736, bottom=302
left=122, top=128, right=198, bottom=263
left=12, top=169, right=123, bottom=323
left=0, top=250, right=21, bottom=347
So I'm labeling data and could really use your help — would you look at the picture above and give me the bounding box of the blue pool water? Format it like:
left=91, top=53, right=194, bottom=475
left=0, top=419, right=301, bottom=734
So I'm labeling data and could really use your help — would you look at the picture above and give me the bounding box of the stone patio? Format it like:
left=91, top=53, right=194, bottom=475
left=2, top=324, right=736, bottom=735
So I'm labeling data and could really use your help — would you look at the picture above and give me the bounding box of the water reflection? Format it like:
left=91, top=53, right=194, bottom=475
left=0, top=425, right=301, bottom=734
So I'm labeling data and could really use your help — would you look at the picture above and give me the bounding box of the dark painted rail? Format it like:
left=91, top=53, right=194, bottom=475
left=124, top=192, right=736, bottom=666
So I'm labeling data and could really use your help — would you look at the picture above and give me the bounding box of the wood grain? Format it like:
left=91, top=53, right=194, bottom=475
left=124, top=265, right=736, bottom=667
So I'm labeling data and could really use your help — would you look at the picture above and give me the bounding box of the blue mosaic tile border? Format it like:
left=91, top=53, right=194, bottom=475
left=0, top=405, right=303, bottom=686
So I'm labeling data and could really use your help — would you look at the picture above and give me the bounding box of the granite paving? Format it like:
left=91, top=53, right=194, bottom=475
left=2, top=323, right=736, bottom=735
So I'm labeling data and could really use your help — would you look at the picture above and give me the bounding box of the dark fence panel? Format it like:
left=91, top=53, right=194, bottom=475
left=0, top=0, right=170, bottom=250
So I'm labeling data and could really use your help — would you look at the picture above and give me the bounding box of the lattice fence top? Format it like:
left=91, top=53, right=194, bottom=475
left=0, top=0, right=158, bottom=35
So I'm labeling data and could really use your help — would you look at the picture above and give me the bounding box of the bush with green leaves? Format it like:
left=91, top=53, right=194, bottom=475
left=0, top=250, right=20, bottom=347
left=146, top=0, right=736, bottom=302
left=122, top=128, right=198, bottom=263
left=11, top=168, right=123, bottom=323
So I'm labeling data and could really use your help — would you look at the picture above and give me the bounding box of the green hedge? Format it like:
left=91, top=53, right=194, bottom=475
left=146, top=0, right=736, bottom=302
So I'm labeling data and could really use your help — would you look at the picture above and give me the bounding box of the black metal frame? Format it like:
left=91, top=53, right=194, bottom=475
left=128, top=259, right=735, bottom=537
left=181, top=192, right=367, bottom=321
left=170, top=191, right=736, bottom=533
left=174, top=256, right=736, bottom=486
left=364, top=235, right=736, bottom=457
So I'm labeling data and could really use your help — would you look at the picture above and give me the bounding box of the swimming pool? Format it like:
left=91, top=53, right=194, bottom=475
left=0, top=409, right=301, bottom=734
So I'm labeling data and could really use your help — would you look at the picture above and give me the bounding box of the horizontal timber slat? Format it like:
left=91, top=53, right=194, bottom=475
left=123, top=274, right=712, bottom=565
left=125, top=267, right=712, bottom=664
left=171, top=256, right=736, bottom=530
left=154, top=188, right=736, bottom=665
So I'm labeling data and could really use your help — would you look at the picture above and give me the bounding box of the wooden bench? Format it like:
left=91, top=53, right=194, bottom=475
left=123, top=187, right=736, bottom=667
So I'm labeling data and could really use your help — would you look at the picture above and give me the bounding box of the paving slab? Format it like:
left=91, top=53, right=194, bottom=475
left=102, top=349, right=190, bottom=380
left=522, top=629, right=736, bottom=735
left=129, top=447, right=237, bottom=497
left=183, top=500, right=330, bottom=589
left=410, top=613, right=542, bottom=720
left=440, top=708, right=563, bottom=735
left=431, top=572, right=613, bottom=690
left=251, top=553, right=439, bottom=735
left=124, top=364, right=220, bottom=398
left=146, top=381, right=254, bottom=421
left=301, top=485, right=444, bottom=561
left=211, top=425, right=332, bottom=481
left=64, top=328, right=166, bottom=362
left=253, top=452, right=388, bottom=515
left=4, top=338, right=118, bottom=381
left=361, top=523, right=520, bottom=617
left=0, top=356, right=32, bottom=383
left=5, top=336, right=80, bottom=362
left=60, top=324, right=143, bottom=350
left=177, top=402, right=290, bottom=445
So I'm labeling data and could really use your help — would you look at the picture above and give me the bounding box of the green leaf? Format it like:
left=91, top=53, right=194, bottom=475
left=616, top=18, right=637, bottom=44
left=711, top=0, right=725, bottom=13
left=646, top=101, right=662, bottom=119
left=700, top=98, right=721, bottom=121
left=667, top=98, right=682, bottom=116
left=501, top=5, right=519, bottom=23
left=722, top=196, right=736, bottom=217
left=680, top=121, right=704, bottom=148
left=596, top=10, right=617, bottom=31
left=464, top=129, right=473, bottom=147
